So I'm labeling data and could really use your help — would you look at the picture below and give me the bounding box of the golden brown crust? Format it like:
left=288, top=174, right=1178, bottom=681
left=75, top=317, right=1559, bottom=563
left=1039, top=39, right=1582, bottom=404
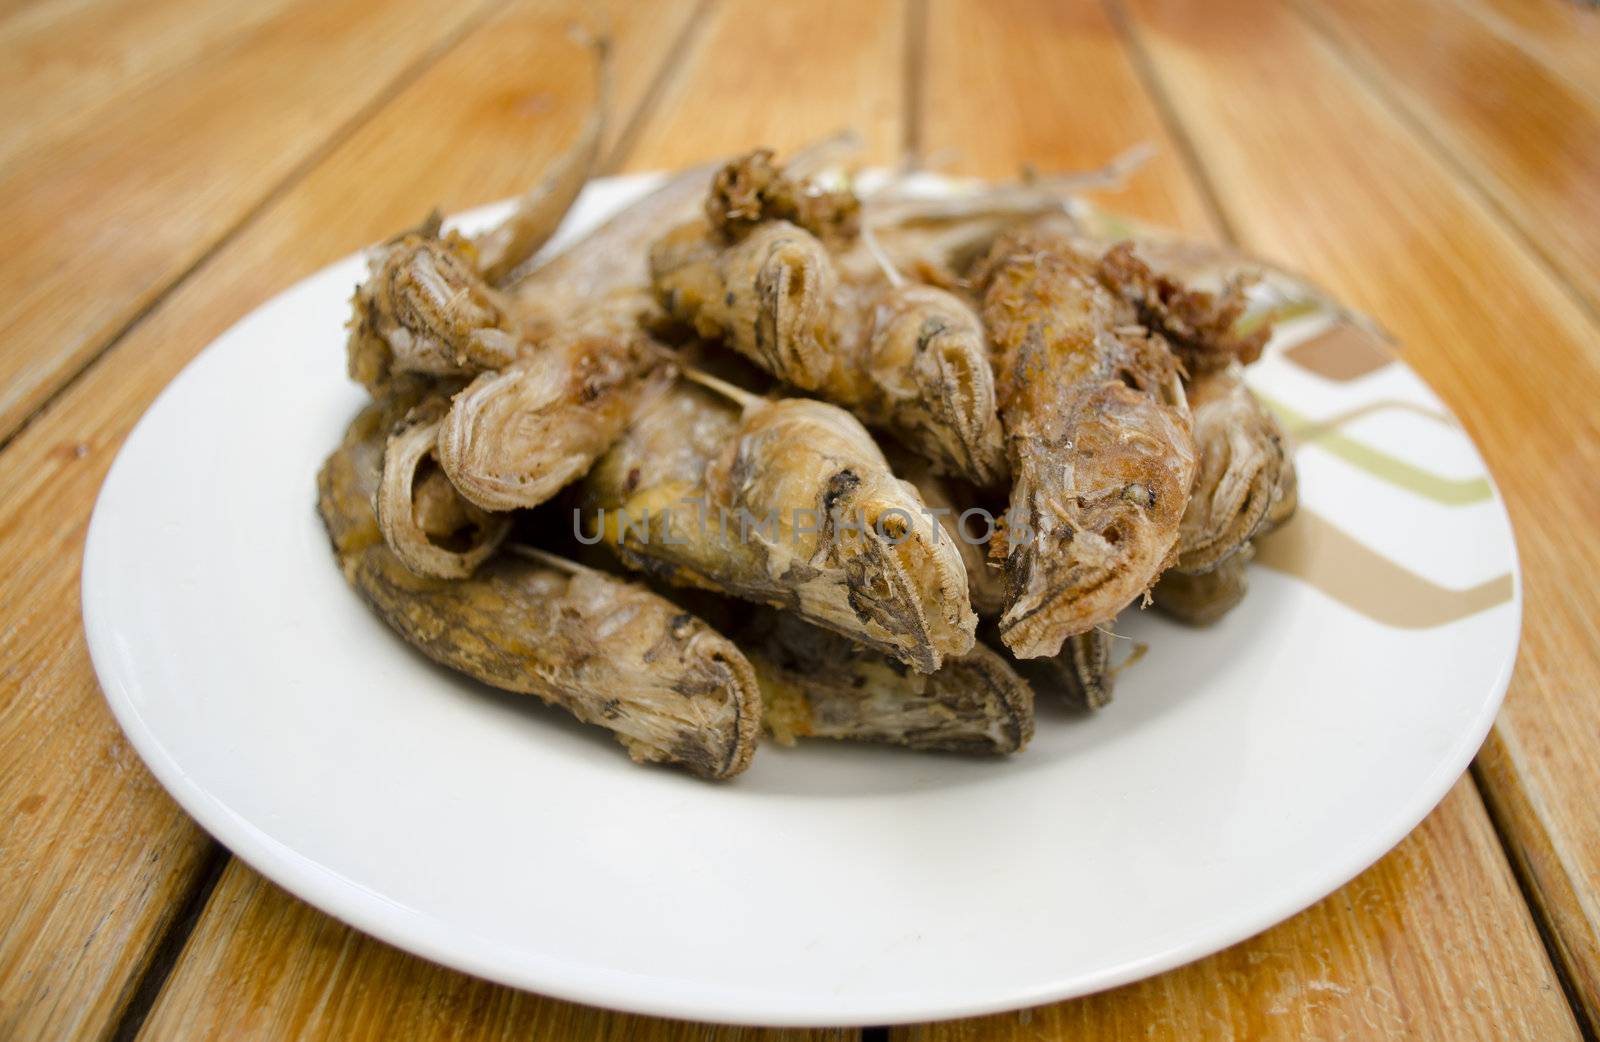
left=651, top=217, right=1007, bottom=486
left=374, top=396, right=510, bottom=579
left=1153, top=546, right=1254, bottom=626
left=320, top=397, right=762, bottom=779
left=1173, top=363, right=1288, bottom=573
left=746, top=611, right=1033, bottom=755
left=706, top=149, right=861, bottom=246
left=346, top=233, right=525, bottom=393
left=323, top=146, right=1317, bottom=774
left=582, top=380, right=977, bottom=673
left=977, top=220, right=1197, bottom=659
left=437, top=307, right=670, bottom=512
left=891, top=449, right=1007, bottom=617
left=1096, top=240, right=1267, bottom=374
left=508, top=162, right=724, bottom=325
left=1155, top=366, right=1298, bottom=625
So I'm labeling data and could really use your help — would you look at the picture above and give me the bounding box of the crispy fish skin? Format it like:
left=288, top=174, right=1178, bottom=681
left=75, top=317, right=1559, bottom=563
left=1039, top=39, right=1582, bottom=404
left=353, top=173, right=705, bottom=516
left=348, top=161, right=694, bottom=396
left=346, top=35, right=609, bottom=390
left=978, top=222, right=1197, bottom=659
left=1153, top=546, right=1253, bottom=626
left=649, top=153, right=1007, bottom=488
left=511, top=134, right=861, bottom=322
left=1094, top=241, right=1267, bottom=374
left=347, top=229, right=526, bottom=393
left=746, top=612, right=1033, bottom=755
left=1062, top=230, right=1306, bottom=624
left=582, top=380, right=977, bottom=674
left=861, top=194, right=1077, bottom=296
left=891, top=448, right=1007, bottom=617
left=1004, top=628, right=1115, bottom=711
left=703, top=146, right=860, bottom=246
left=1155, top=384, right=1299, bottom=625
left=437, top=307, right=671, bottom=512
left=508, top=163, right=722, bottom=327
left=651, top=219, right=1006, bottom=487
left=651, top=220, right=837, bottom=382
left=374, top=395, right=510, bottom=579
left=1154, top=458, right=1296, bottom=628
left=320, top=397, right=762, bottom=779
left=1173, top=363, right=1288, bottom=574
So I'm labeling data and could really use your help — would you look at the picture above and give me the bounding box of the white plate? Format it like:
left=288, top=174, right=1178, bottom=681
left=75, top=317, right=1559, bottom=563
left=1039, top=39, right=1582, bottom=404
left=84, top=175, right=1520, bottom=1026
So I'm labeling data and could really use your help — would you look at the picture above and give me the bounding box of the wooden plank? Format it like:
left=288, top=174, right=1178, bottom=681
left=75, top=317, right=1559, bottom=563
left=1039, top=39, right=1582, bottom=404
left=137, top=861, right=847, bottom=1041
left=893, top=782, right=1580, bottom=1041
left=1475, top=730, right=1600, bottom=1035
left=1298, top=0, right=1600, bottom=315
left=910, top=1, right=1585, bottom=1035
left=0, top=0, right=500, bottom=444
left=1115, top=0, right=1600, bottom=1033
left=0, top=0, right=298, bottom=167
left=921, top=0, right=1218, bottom=239
left=1457, top=0, right=1600, bottom=101
left=0, top=3, right=700, bottom=1039
left=620, top=0, right=906, bottom=170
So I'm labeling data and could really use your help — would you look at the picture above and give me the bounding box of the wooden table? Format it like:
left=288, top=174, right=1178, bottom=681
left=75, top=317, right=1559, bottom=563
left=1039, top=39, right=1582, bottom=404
left=2, top=1, right=1597, bottom=1038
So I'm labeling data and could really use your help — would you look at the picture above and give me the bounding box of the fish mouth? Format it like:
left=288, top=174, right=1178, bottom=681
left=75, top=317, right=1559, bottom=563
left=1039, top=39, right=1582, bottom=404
left=999, top=566, right=1121, bottom=660
left=832, top=492, right=977, bottom=673
left=998, top=509, right=1172, bottom=659
left=928, top=646, right=1036, bottom=754
left=691, top=643, right=763, bottom=780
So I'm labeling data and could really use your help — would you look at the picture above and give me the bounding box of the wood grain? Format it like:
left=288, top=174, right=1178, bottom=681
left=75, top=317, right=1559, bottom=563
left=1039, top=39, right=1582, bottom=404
left=0, top=0, right=298, bottom=167
left=620, top=0, right=906, bottom=170
left=1299, top=0, right=1600, bottom=315
left=1457, top=0, right=1600, bottom=100
left=922, top=0, right=1218, bottom=239
left=0, top=0, right=500, bottom=444
left=0, top=3, right=700, bottom=1040
left=137, top=860, right=845, bottom=1041
left=893, top=782, right=1580, bottom=1041
left=1117, top=0, right=1600, bottom=1033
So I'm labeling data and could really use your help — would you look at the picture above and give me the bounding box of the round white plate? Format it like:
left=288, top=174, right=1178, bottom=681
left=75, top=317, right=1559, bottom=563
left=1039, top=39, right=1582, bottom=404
left=84, top=175, right=1520, bottom=1026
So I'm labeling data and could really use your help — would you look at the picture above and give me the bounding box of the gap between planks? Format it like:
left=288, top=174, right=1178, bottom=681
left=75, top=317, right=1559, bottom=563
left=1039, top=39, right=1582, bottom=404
left=1472, top=753, right=1600, bottom=1042
left=1100, top=0, right=1239, bottom=245
left=598, top=0, right=718, bottom=173
left=902, top=0, right=928, bottom=169
left=107, top=845, right=231, bottom=1042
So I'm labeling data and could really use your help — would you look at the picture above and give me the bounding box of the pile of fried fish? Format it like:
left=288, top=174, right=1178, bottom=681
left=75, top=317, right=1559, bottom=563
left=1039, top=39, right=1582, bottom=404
left=319, top=79, right=1298, bottom=779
